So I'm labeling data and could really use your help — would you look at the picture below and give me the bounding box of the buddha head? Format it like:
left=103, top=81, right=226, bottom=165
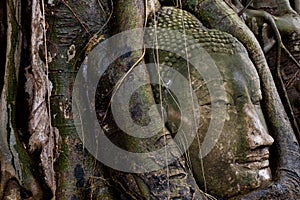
left=187, top=49, right=274, bottom=198
left=153, top=40, right=275, bottom=198
left=147, top=7, right=275, bottom=198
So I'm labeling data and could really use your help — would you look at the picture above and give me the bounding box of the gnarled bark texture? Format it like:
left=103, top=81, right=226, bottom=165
left=0, top=0, right=299, bottom=199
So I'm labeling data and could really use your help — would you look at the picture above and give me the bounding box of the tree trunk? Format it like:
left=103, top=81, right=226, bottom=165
left=0, top=0, right=299, bottom=199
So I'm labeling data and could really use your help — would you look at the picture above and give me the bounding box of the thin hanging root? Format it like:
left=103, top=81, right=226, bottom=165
left=238, top=0, right=253, bottom=16
left=281, top=41, right=300, bottom=88
left=103, top=0, right=149, bottom=121
left=282, top=45, right=300, bottom=70
left=41, top=0, right=56, bottom=198
left=85, top=0, right=114, bottom=55
left=97, top=0, right=106, bottom=14
left=245, top=9, right=300, bottom=137
left=286, top=69, right=300, bottom=88
left=94, top=0, right=114, bottom=36
left=244, top=10, right=300, bottom=69
left=102, top=47, right=146, bottom=121
left=150, top=6, right=171, bottom=199
left=72, top=0, right=113, bottom=70
left=178, top=4, right=209, bottom=193
left=110, top=0, right=149, bottom=93
left=61, top=0, right=92, bottom=37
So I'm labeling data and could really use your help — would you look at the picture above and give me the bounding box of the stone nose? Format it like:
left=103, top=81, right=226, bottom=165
left=244, top=105, right=274, bottom=149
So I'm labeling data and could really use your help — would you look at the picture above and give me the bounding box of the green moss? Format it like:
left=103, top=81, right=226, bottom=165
left=56, top=139, right=69, bottom=171
left=134, top=176, right=150, bottom=200
left=6, top=9, right=20, bottom=103
left=14, top=140, right=37, bottom=191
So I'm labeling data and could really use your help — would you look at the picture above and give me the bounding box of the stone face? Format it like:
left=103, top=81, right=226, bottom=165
left=146, top=6, right=274, bottom=198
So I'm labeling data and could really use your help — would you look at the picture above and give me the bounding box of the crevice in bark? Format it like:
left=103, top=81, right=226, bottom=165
left=30, top=151, right=54, bottom=199
left=16, top=0, right=32, bottom=145
left=17, top=1, right=53, bottom=198
left=0, top=0, right=7, bottom=94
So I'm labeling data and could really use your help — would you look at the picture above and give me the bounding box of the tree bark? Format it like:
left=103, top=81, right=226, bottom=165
left=1, top=0, right=299, bottom=199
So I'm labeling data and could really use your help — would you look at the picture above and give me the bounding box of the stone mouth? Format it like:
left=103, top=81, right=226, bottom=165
left=236, top=150, right=270, bottom=169
left=238, top=159, right=270, bottom=170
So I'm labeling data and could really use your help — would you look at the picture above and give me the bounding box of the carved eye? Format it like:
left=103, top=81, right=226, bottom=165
left=226, top=102, right=232, bottom=108
left=253, top=100, right=260, bottom=105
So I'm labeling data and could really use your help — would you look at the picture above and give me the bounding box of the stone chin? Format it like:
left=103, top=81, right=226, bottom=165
left=224, top=164, right=272, bottom=198
left=195, top=160, right=273, bottom=198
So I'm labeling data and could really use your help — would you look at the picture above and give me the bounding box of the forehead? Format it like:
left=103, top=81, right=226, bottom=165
left=210, top=52, right=261, bottom=95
